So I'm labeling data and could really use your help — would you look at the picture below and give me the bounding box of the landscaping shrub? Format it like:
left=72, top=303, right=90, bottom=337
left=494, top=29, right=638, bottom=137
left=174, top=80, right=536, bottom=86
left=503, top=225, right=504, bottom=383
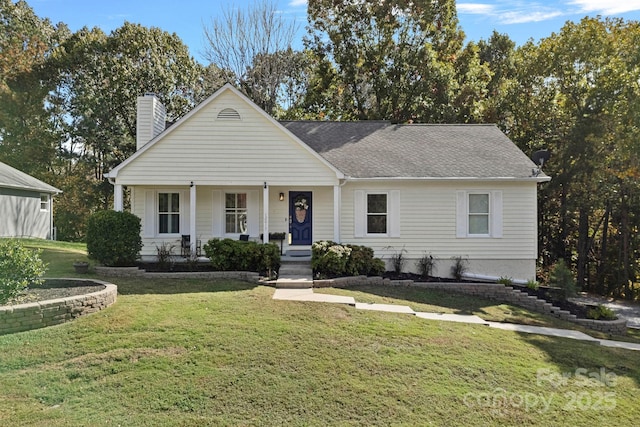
left=86, top=210, right=142, bottom=267
left=548, top=259, right=577, bottom=298
left=497, top=276, right=513, bottom=286
left=0, top=240, right=47, bottom=304
left=450, top=256, right=468, bottom=280
left=587, top=305, right=617, bottom=320
left=386, top=246, right=407, bottom=274
left=202, top=239, right=280, bottom=274
left=312, top=241, right=384, bottom=278
left=415, top=253, right=436, bottom=279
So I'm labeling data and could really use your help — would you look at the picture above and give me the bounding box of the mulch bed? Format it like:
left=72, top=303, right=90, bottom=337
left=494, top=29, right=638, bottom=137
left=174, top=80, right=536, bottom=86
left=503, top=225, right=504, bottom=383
left=1, top=279, right=105, bottom=306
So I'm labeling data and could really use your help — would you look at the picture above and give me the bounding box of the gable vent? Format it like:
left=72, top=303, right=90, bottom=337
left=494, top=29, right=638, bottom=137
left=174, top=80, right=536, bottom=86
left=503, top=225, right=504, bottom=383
left=217, top=108, right=241, bottom=120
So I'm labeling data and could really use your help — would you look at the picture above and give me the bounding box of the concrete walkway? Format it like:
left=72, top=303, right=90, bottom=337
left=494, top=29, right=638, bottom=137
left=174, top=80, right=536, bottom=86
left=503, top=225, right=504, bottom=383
left=272, top=288, right=640, bottom=352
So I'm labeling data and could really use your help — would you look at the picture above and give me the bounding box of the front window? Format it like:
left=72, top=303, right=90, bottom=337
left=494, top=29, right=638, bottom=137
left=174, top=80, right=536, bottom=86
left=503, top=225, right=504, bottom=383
left=225, top=193, right=247, bottom=234
left=468, top=193, right=489, bottom=235
left=40, top=194, right=49, bottom=212
left=159, top=192, right=180, bottom=234
left=367, top=193, right=387, bottom=234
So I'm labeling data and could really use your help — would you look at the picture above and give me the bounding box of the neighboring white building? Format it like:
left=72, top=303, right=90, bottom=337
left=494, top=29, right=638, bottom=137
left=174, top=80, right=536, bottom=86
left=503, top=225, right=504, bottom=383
left=0, top=161, right=61, bottom=239
left=105, top=84, right=550, bottom=281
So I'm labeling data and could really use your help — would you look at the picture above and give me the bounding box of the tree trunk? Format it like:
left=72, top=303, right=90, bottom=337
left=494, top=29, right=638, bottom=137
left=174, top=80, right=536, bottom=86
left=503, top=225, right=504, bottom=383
left=596, top=203, right=609, bottom=295
left=576, top=206, right=589, bottom=292
left=620, top=191, right=631, bottom=299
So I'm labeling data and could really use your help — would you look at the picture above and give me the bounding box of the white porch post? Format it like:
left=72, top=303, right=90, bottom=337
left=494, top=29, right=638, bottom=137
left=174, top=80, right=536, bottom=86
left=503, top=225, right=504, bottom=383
left=263, top=182, right=269, bottom=243
left=190, top=182, right=197, bottom=254
left=114, top=184, right=124, bottom=211
left=333, top=184, right=341, bottom=242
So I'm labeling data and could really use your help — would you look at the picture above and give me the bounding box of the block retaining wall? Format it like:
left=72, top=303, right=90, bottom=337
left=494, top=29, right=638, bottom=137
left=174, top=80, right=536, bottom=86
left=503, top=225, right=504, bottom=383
left=314, top=277, right=628, bottom=335
left=0, top=280, right=117, bottom=335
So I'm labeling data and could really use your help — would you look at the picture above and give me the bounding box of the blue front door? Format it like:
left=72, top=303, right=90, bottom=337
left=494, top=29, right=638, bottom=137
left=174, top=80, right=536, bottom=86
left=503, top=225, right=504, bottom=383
left=289, top=191, right=312, bottom=245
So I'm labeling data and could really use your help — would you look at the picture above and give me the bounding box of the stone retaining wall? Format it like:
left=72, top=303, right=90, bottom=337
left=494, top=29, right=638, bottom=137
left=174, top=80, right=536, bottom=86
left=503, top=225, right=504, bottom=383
left=95, top=266, right=260, bottom=283
left=0, top=279, right=117, bottom=335
left=314, top=277, right=628, bottom=335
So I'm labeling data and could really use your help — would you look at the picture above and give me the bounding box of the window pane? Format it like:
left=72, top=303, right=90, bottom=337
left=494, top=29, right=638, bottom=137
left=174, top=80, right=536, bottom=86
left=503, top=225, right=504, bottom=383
left=159, top=193, right=168, bottom=212
left=469, top=215, right=489, bottom=234
left=226, top=214, right=236, bottom=233
left=237, top=193, right=247, bottom=209
left=367, top=215, right=387, bottom=234
left=367, top=194, right=387, bottom=214
left=170, top=214, right=180, bottom=233
left=225, top=193, right=235, bottom=208
left=170, top=193, right=180, bottom=213
left=469, top=194, right=489, bottom=214
left=159, top=214, right=168, bottom=233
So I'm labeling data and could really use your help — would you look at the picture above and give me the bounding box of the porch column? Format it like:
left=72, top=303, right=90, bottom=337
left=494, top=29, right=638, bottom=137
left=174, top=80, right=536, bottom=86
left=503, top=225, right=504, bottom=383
left=190, top=182, right=197, bottom=254
left=333, top=184, right=341, bottom=242
left=263, top=182, right=269, bottom=243
left=114, top=184, right=123, bottom=211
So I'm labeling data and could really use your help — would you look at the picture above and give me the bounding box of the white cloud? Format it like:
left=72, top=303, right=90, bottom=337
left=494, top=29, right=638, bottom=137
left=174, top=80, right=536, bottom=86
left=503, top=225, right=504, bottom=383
left=457, top=2, right=563, bottom=24
left=568, top=0, right=640, bottom=14
left=288, top=0, right=307, bottom=7
left=457, top=3, right=496, bottom=15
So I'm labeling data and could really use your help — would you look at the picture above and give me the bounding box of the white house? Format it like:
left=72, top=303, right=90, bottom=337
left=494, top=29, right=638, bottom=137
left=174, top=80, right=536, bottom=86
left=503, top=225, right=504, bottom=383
left=105, top=84, right=550, bottom=280
left=0, top=161, right=61, bottom=239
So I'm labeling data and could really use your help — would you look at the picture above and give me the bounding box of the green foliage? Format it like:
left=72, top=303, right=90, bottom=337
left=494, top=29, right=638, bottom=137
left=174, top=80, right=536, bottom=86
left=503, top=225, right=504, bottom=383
left=202, top=239, right=280, bottom=274
left=450, top=256, right=468, bottom=281
left=86, top=210, right=142, bottom=267
left=415, top=253, right=436, bottom=279
left=496, top=276, right=513, bottom=286
left=312, top=241, right=384, bottom=279
left=0, top=239, right=47, bottom=304
left=548, top=260, right=577, bottom=298
left=526, top=279, right=540, bottom=291
left=587, top=305, right=617, bottom=320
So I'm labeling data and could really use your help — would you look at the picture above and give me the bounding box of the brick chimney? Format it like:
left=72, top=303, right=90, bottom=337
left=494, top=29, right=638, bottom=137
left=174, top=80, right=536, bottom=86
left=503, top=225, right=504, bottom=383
left=136, top=93, right=166, bottom=150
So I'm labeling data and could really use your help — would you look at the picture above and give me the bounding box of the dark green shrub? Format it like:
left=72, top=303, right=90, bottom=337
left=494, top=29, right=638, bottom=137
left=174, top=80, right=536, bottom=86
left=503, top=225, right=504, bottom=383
left=548, top=259, right=577, bottom=298
left=0, top=240, right=47, bottom=304
left=202, top=239, right=280, bottom=274
left=496, top=276, right=513, bottom=286
left=86, top=210, right=142, bottom=267
left=526, top=279, right=540, bottom=290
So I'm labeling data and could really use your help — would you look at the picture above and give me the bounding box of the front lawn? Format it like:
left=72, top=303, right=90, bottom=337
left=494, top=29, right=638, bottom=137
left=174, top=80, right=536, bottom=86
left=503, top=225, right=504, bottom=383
left=0, top=240, right=638, bottom=425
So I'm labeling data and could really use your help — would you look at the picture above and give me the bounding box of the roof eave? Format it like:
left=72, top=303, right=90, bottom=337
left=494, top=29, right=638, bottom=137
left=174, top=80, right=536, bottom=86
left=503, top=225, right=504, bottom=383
left=345, top=176, right=551, bottom=183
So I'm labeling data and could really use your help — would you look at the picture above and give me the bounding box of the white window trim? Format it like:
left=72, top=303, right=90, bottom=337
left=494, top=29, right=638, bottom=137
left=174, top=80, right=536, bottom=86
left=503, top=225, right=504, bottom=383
left=456, top=190, right=502, bottom=238
left=224, top=192, right=248, bottom=236
left=212, top=189, right=259, bottom=239
left=158, top=191, right=181, bottom=236
left=467, top=192, right=490, bottom=237
left=354, top=190, right=400, bottom=238
left=40, top=194, right=50, bottom=212
left=144, top=189, right=189, bottom=238
left=366, top=192, right=389, bottom=237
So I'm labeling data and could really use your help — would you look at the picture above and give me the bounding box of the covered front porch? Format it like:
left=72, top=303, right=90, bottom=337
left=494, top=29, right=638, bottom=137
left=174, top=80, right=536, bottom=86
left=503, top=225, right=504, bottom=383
left=112, top=182, right=343, bottom=260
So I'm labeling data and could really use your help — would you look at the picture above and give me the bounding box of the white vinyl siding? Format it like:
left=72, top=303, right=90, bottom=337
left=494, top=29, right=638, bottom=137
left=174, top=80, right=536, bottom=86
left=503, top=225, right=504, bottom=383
left=116, top=91, right=340, bottom=187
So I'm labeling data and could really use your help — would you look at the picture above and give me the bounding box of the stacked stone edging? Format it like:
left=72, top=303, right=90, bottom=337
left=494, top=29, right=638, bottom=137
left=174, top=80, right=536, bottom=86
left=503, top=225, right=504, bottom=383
left=314, top=277, right=627, bottom=335
left=0, top=279, right=117, bottom=335
left=95, top=266, right=260, bottom=283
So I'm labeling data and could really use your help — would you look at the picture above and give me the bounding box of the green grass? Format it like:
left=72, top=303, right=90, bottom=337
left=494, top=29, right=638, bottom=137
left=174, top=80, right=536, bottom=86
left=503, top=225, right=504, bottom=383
left=1, top=239, right=639, bottom=425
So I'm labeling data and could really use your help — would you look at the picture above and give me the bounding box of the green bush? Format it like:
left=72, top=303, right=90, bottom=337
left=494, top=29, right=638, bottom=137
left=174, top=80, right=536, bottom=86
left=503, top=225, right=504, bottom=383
left=312, top=241, right=384, bottom=279
left=548, top=259, right=577, bottom=298
left=586, top=305, right=617, bottom=320
left=496, top=276, right=513, bottom=286
left=86, top=210, right=142, bottom=267
left=202, top=239, right=280, bottom=274
left=526, top=279, right=540, bottom=290
left=0, top=240, right=47, bottom=304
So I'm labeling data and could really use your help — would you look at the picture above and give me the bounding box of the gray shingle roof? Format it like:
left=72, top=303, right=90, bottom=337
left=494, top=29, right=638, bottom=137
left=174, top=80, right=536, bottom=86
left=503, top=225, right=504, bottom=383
left=0, top=161, right=61, bottom=193
left=280, top=121, right=544, bottom=179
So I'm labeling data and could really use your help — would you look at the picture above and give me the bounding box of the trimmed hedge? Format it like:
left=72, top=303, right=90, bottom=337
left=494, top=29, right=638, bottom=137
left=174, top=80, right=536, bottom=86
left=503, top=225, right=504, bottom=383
left=312, top=241, right=385, bottom=279
left=86, top=210, right=142, bottom=267
left=203, top=239, right=280, bottom=275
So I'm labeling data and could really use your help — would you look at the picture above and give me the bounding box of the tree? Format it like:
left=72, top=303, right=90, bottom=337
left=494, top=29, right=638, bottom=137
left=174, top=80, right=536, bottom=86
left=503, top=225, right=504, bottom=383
left=202, top=0, right=300, bottom=115
left=0, top=0, right=68, bottom=176
left=304, top=0, right=484, bottom=122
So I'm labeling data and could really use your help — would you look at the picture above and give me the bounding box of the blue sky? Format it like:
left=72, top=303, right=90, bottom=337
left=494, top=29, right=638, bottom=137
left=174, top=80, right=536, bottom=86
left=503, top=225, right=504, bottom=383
left=29, top=0, right=640, bottom=63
